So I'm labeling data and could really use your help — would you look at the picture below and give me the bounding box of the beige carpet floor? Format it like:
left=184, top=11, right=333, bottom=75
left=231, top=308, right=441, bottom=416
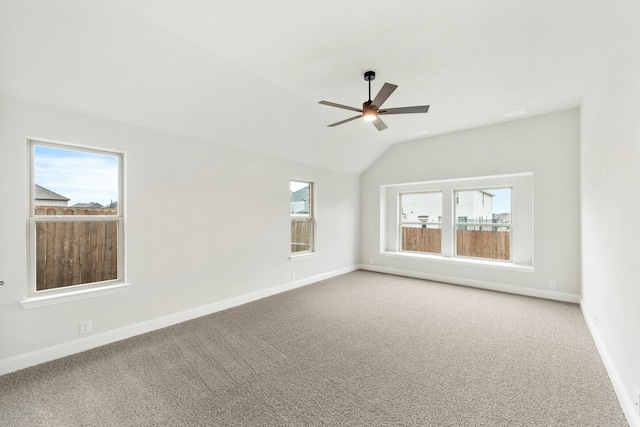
left=0, top=271, right=628, bottom=426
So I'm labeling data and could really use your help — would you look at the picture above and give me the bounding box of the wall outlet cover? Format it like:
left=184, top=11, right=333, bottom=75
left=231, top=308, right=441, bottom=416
left=79, top=320, right=92, bottom=335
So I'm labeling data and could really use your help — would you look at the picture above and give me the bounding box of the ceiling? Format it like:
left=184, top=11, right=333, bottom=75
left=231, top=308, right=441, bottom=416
left=0, top=0, right=605, bottom=174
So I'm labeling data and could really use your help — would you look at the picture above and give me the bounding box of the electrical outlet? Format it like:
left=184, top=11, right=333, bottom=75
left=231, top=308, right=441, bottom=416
left=79, top=320, right=92, bottom=335
left=548, top=281, right=556, bottom=290
left=291, top=272, right=296, bottom=280
left=369, top=258, right=373, bottom=265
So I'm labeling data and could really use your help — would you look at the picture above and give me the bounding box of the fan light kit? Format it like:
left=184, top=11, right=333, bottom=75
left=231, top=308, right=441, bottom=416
left=319, top=71, right=430, bottom=131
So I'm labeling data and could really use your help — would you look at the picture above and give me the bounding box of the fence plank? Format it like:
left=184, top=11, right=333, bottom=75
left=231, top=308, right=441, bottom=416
left=61, top=221, right=73, bottom=286
left=105, top=221, right=117, bottom=280
left=35, top=223, right=47, bottom=289
left=95, top=222, right=106, bottom=282
left=71, top=221, right=81, bottom=285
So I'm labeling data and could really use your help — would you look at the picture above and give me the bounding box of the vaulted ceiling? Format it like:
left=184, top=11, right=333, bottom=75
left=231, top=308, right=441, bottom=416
left=0, top=0, right=605, bottom=174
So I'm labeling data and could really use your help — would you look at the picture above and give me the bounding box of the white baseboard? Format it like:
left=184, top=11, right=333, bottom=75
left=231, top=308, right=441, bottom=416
left=0, top=265, right=358, bottom=376
left=580, top=301, right=640, bottom=427
left=358, top=264, right=581, bottom=303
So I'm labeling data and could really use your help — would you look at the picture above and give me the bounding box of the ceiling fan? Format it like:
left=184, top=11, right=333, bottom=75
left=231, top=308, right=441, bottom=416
left=319, top=71, right=430, bottom=131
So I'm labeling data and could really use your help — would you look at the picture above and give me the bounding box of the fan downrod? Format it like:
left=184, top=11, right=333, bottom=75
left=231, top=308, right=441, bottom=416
left=364, top=71, right=376, bottom=101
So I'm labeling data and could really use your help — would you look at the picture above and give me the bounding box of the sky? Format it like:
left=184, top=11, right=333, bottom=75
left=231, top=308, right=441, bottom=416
left=34, top=145, right=119, bottom=207
left=486, top=188, right=511, bottom=214
left=290, top=180, right=310, bottom=192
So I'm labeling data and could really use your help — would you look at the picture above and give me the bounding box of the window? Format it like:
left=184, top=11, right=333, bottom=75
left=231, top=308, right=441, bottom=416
left=29, top=140, right=124, bottom=295
left=381, top=173, right=532, bottom=268
left=454, top=188, right=511, bottom=261
left=400, top=192, right=442, bottom=254
left=290, top=180, right=313, bottom=253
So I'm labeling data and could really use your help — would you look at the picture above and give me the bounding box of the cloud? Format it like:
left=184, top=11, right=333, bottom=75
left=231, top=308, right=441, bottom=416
left=35, top=150, right=119, bottom=206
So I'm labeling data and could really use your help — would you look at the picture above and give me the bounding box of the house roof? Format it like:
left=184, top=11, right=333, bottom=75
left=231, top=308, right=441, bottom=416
left=35, top=184, right=70, bottom=202
left=0, top=1, right=612, bottom=174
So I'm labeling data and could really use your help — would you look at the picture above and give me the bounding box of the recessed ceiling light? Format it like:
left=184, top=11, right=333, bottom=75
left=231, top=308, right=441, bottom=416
left=503, top=108, right=528, bottom=118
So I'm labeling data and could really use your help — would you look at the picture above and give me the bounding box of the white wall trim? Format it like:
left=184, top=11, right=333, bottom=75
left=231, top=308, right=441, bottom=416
left=359, top=264, right=580, bottom=303
left=379, top=251, right=535, bottom=273
left=21, top=282, right=132, bottom=309
left=580, top=300, right=640, bottom=427
left=0, top=265, right=358, bottom=376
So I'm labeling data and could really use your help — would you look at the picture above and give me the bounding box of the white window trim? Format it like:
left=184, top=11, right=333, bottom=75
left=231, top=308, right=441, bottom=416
left=399, top=190, right=443, bottom=255
left=381, top=173, right=533, bottom=268
left=290, top=180, right=316, bottom=255
left=453, top=187, right=513, bottom=262
left=21, top=282, right=132, bottom=309
left=380, top=250, right=535, bottom=273
left=23, top=138, right=129, bottom=308
left=288, top=252, right=319, bottom=261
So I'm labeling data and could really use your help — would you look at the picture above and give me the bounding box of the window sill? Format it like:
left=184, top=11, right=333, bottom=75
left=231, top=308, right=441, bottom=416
left=21, top=282, right=132, bottom=309
left=288, top=252, right=319, bottom=261
left=380, top=251, right=534, bottom=272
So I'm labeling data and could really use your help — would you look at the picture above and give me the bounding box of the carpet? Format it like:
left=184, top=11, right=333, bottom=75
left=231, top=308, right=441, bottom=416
left=0, top=271, right=628, bottom=426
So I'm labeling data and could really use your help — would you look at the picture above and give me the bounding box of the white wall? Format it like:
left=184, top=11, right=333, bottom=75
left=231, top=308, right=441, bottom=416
left=360, top=109, right=581, bottom=301
left=0, top=96, right=359, bottom=366
left=580, top=0, right=640, bottom=424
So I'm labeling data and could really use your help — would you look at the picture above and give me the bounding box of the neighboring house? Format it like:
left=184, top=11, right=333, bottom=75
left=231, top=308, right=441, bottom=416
left=290, top=186, right=310, bottom=214
left=455, top=190, right=494, bottom=223
left=401, top=192, right=442, bottom=224
left=455, top=190, right=501, bottom=231
left=71, top=202, right=104, bottom=209
left=34, top=184, right=69, bottom=207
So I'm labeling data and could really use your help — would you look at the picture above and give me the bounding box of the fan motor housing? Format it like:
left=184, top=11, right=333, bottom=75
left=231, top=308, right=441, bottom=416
left=363, top=100, right=376, bottom=111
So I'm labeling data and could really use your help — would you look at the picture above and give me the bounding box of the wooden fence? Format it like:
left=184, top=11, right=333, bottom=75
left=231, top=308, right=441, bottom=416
left=402, top=227, right=510, bottom=260
left=291, top=218, right=311, bottom=252
left=401, top=227, right=441, bottom=254
left=35, top=207, right=118, bottom=290
left=456, top=229, right=510, bottom=260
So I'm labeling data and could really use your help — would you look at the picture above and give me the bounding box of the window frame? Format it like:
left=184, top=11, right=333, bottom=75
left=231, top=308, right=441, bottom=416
left=398, top=190, right=443, bottom=255
left=25, top=139, right=127, bottom=305
left=290, top=180, right=315, bottom=255
left=380, top=173, right=533, bottom=270
left=453, top=187, right=513, bottom=262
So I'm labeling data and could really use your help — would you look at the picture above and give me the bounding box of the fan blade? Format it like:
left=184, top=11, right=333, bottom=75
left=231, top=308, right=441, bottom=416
left=328, top=115, right=362, bottom=127
left=379, top=105, right=430, bottom=115
left=371, top=83, right=398, bottom=108
left=372, top=117, right=388, bottom=131
left=319, top=100, right=362, bottom=113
